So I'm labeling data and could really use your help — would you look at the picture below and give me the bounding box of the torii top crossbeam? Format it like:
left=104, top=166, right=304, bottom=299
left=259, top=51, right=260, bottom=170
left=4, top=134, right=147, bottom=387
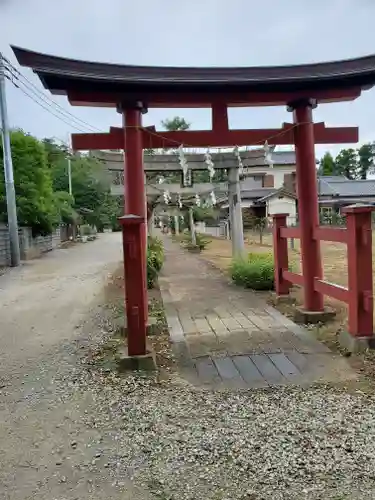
left=12, top=46, right=375, bottom=150
left=11, top=45, right=375, bottom=107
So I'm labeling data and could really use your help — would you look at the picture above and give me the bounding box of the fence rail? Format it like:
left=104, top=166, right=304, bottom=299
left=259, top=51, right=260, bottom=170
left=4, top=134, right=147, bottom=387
left=273, top=205, right=374, bottom=338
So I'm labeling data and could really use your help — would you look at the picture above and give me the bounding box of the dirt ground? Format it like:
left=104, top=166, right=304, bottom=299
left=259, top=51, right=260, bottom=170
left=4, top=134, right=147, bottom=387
left=0, top=232, right=155, bottom=500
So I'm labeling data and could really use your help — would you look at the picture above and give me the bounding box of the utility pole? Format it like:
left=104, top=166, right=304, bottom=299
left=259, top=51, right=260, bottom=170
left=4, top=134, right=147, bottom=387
left=67, top=134, right=72, bottom=196
left=0, top=54, right=20, bottom=267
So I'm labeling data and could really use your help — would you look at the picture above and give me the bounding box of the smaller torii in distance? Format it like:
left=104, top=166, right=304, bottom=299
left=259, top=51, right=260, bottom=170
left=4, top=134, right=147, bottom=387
left=90, top=147, right=280, bottom=256
left=13, top=44, right=375, bottom=356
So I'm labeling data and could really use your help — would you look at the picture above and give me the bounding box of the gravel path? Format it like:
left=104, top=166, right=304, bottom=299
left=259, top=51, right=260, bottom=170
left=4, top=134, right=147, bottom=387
left=72, top=370, right=375, bottom=500
left=0, top=234, right=152, bottom=499
left=1, top=233, right=375, bottom=499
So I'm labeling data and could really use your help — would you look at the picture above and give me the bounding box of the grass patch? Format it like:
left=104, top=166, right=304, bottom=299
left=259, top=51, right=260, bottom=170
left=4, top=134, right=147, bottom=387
left=147, top=236, right=164, bottom=289
left=230, top=252, right=274, bottom=291
left=180, top=231, right=211, bottom=252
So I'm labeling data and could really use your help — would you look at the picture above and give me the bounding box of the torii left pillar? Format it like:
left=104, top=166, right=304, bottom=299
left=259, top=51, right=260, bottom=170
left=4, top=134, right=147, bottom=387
left=121, top=103, right=148, bottom=356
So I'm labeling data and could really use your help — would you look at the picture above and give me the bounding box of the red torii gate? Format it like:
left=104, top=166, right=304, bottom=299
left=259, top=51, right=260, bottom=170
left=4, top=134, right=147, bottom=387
left=12, top=45, right=375, bottom=355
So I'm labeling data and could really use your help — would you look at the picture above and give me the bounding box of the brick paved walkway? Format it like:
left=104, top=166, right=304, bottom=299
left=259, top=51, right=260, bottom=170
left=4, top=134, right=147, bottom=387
left=159, top=236, right=356, bottom=389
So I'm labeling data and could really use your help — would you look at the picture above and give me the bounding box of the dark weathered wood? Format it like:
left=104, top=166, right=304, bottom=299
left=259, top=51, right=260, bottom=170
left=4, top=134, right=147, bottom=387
left=268, top=353, right=300, bottom=379
left=213, top=356, right=243, bottom=382
left=232, top=355, right=267, bottom=387
left=286, top=351, right=309, bottom=373
left=251, top=354, right=285, bottom=384
left=195, top=356, right=221, bottom=384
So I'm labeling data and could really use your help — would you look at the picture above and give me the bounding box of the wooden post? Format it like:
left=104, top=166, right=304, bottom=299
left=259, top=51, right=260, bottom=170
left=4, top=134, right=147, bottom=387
left=289, top=99, right=323, bottom=312
left=119, top=215, right=147, bottom=356
left=228, top=167, right=244, bottom=257
left=174, top=215, right=180, bottom=235
left=147, top=209, right=154, bottom=236
left=189, top=207, right=196, bottom=245
left=343, top=205, right=373, bottom=337
left=123, top=105, right=148, bottom=325
left=272, top=214, right=291, bottom=296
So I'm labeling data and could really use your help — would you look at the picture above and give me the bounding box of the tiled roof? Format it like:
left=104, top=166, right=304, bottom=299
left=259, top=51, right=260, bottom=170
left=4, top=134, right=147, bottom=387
left=11, top=46, right=375, bottom=96
left=318, top=178, right=375, bottom=197
left=241, top=188, right=277, bottom=200
left=271, top=151, right=296, bottom=165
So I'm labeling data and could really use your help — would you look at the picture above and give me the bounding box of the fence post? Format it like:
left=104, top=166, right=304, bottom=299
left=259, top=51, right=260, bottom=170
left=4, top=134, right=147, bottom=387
left=272, top=214, right=290, bottom=297
left=343, top=204, right=373, bottom=341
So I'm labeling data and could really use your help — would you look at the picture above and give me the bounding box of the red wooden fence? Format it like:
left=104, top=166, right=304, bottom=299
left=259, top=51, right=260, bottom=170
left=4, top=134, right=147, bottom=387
left=273, top=205, right=373, bottom=338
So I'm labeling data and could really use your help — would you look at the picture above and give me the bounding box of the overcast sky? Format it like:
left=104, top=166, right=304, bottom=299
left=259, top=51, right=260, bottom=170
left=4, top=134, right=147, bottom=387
left=1, top=0, right=375, bottom=158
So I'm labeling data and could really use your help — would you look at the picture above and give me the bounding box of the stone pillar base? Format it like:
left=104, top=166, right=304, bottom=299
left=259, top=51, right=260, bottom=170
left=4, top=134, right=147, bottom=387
left=116, top=345, right=157, bottom=372
left=338, top=329, right=375, bottom=354
left=294, top=306, right=336, bottom=325
left=272, top=293, right=294, bottom=305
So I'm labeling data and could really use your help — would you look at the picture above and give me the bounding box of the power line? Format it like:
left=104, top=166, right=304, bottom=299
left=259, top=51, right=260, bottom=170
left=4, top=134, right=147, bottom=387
left=3, top=59, right=101, bottom=133
left=5, top=73, right=90, bottom=133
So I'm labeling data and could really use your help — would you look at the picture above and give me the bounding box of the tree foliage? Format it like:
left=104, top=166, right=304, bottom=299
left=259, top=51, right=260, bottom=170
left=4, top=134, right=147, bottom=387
left=319, top=143, right=375, bottom=180
left=335, top=148, right=358, bottom=180
left=146, top=115, right=191, bottom=186
left=318, top=152, right=336, bottom=176
left=357, top=143, right=375, bottom=179
left=0, top=131, right=121, bottom=235
left=45, top=139, right=120, bottom=231
left=0, top=130, right=57, bottom=235
left=161, top=116, right=190, bottom=131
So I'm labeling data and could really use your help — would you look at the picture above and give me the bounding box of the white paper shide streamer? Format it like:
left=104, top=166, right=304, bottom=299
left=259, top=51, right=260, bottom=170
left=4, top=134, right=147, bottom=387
left=264, top=141, right=274, bottom=168
left=177, top=194, right=182, bottom=209
left=233, top=146, right=244, bottom=176
left=195, top=193, right=201, bottom=207
left=178, top=145, right=190, bottom=186
left=204, top=148, right=215, bottom=181
left=210, top=191, right=216, bottom=206
left=163, top=190, right=171, bottom=205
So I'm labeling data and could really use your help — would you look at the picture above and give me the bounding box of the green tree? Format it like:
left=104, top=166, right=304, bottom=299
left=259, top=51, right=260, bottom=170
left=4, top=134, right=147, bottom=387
left=161, top=116, right=190, bottom=131
left=0, top=130, right=57, bottom=235
left=318, top=151, right=336, bottom=176
left=357, top=143, right=375, bottom=179
left=44, top=138, right=119, bottom=230
left=334, top=148, right=358, bottom=180
left=54, top=191, right=77, bottom=224
left=146, top=116, right=192, bottom=185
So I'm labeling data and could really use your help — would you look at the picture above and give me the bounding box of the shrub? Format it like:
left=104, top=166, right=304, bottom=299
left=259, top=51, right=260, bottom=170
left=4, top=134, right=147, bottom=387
left=147, top=236, right=164, bottom=288
left=230, top=252, right=274, bottom=290
left=180, top=231, right=211, bottom=252
left=80, top=224, right=94, bottom=236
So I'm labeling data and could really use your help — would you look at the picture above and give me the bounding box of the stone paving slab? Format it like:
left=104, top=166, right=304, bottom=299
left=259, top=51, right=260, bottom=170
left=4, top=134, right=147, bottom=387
left=159, top=235, right=356, bottom=389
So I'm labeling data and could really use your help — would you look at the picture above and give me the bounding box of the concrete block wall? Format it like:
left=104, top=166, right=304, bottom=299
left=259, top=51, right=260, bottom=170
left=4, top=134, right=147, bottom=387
left=0, top=226, right=62, bottom=265
left=0, top=225, right=11, bottom=267
left=19, top=227, right=62, bottom=260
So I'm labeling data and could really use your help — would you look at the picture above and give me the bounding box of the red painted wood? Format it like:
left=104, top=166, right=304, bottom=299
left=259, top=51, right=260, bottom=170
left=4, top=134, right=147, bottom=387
left=283, top=270, right=304, bottom=287
left=67, top=87, right=362, bottom=107
left=123, top=108, right=148, bottom=327
left=280, top=227, right=300, bottom=239
left=272, top=214, right=291, bottom=296
left=293, top=102, right=324, bottom=312
left=119, top=215, right=147, bottom=356
left=212, top=103, right=229, bottom=134
left=313, top=226, right=348, bottom=244
left=71, top=132, right=122, bottom=151
left=343, top=206, right=373, bottom=337
left=71, top=123, right=358, bottom=151
left=314, top=279, right=349, bottom=303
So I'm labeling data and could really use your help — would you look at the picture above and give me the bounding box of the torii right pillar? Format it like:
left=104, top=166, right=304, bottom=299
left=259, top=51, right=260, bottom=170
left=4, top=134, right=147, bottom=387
left=288, top=98, right=324, bottom=313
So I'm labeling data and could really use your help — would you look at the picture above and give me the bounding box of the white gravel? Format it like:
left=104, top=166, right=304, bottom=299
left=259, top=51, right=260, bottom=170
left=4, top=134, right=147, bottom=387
left=1, top=232, right=375, bottom=499
left=73, top=368, right=375, bottom=500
